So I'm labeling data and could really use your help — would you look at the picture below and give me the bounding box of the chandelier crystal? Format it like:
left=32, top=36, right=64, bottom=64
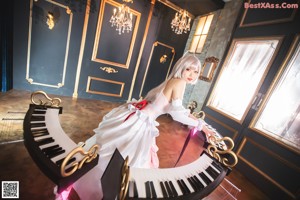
left=109, top=0, right=133, bottom=35
left=171, top=9, right=191, bottom=34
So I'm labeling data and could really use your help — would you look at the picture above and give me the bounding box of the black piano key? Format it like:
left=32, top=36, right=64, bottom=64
left=187, top=177, right=198, bottom=191
left=36, top=137, right=54, bottom=146
left=192, top=175, right=204, bottom=190
left=30, top=115, right=45, bottom=121
left=133, top=181, right=138, bottom=198
left=32, top=130, right=49, bottom=138
left=168, top=181, right=178, bottom=197
left=164, top=181, right=173, bottom=197
left=31, top=128, right=48, bottom=134
left=212, top=161, right=223, bottom=172
left=42, top=144, right=60, bottom=152
left=47, top=149, right=66, bottom=159
left=177, top=179, right=187, bottom=195
left=160, top=181, right=168, bottom=198
left=150, top=181, right=157, bottom=198
left=180, top=179, right=191, bottom=194
left=33, top=110, right=46, bottom=114
left=145, top=181, right=151, bottom=198
left=30, top=122, right=46, bottom=128
left=207, top=166, right=219, bottom=179
left=199, top=172, right=212, bottom=185
left=56, top=157, right=76, bottom=167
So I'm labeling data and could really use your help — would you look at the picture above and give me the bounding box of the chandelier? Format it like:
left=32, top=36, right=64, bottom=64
left=171, top=9, right=191, bottom=34
left=109, top=0, right=133, bottom=35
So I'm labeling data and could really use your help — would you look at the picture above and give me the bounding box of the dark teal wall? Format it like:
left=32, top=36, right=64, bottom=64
left=13, top=0, right=85, bottom=97
left=1, top=1, right=14, bottom=92
left=12, top=0, right=190, bottom=102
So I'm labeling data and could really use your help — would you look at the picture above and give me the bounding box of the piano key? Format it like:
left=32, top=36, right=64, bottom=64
left=33, top=110, right=46, bottom=114
left=133, top=181, right=138, bottom=198
left=206, top=166, right=219, bottom=179
left=32, top=129, right=49, bottom=137
left=191, top=175, right=203, bottom=191
left=169, top=181, right=178, bottom=197
left=212, top=161, right=222, bottom=173
left=199, top=172, right=212, bottom=185
left=150, top=181, right=157, bottom=198
left=195, top=173, right=207, bottom=187
left=160, top=181, right=168, bottom=198
left=128, top=181, right=134, bottom=198
left=46, top=148, right=66, bottom=159
left=145, top=181, right=151, bottom=198
left=177, top=179, right=187, bottom=195
left=30, top=115, right=45, bottom=121
left=36, top=137, right=54, bottom=146
left=203, top=169, right=214, bottom=182
left=180, top=179, right=191, bottom=194
left=192, top=175, right=204, bottom=190
left=183, top=177, right=195, bottom=193
left=164, top=181, right=173, bottom=197
left=42, top=144, right=60, bottom=153
left=187, top=177, right=198, bottom=191
left=30, top=122, right=46, bottom=128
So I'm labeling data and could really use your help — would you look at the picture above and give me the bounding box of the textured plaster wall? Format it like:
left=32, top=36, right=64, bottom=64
left=182, top=0, right=243, bottom=112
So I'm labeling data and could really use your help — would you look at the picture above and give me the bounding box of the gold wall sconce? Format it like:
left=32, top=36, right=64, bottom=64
left=160, top=54, right=168, bottom=63
left=199, top=56, right=219, bottom=82
left=46, top=12, right=55, bottom=30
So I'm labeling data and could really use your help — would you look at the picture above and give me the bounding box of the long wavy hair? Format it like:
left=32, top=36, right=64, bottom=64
left=144, top=54, right=201, bottom=102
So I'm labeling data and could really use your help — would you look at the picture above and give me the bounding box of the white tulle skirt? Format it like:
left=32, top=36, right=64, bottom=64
left=59, top=104, right=160, bottom=200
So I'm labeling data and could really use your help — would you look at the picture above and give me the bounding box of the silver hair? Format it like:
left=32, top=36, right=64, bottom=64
left=144, top=54, right=201, bottom=102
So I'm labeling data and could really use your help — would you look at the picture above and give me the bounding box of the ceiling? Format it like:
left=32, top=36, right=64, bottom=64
left=165, top=0, right=227, bottom=17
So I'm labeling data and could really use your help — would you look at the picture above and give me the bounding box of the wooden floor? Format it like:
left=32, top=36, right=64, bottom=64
left=0, top=90, right=270, bottom=200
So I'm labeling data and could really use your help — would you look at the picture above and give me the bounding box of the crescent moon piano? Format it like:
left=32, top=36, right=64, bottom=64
left=102, top=128, right=238, bottom=200
left=23, top=91, right=99, bottom=193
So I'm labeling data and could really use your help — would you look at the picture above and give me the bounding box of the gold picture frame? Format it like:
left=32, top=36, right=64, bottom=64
left=199, top=57, right=219, bottom=82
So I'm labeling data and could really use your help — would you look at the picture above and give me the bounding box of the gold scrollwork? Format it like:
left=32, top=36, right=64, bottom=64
left=60, top=143, right=99, bottom=177
left=100, top=67, right=119, bottom=74
left=31, top=91, right=61, bottom=107
left=119, top=156, right=130, bottom=200
left=207, top=136, right=238, bottom=168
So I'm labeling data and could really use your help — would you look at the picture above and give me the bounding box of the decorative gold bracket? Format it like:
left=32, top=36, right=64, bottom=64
left=207, top=136, right=238, bottom=168
left=60, top=143, right=99, bottom=177
left=119, top=156, right=130, bottom=200
left=100, top=67, right=118, bottom=74
left=31, top=90, right=61, bottom=107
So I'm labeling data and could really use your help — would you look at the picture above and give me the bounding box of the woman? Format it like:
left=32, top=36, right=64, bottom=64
left=62, top=54, right=213, bottom=200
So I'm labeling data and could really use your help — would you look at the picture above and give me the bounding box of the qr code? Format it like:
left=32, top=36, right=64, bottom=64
left=2, top=181, right=19, bottom=199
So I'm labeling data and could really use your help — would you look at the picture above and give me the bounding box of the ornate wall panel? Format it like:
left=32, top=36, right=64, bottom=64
left=92, top=0, right=141, bottom=68
left=240, top=0, right=299, bottom=27
left=26, top=0, right=73, bottom=88
left=86, top=76, right=124, bottom=97
left=139, top=41, right=175, bottom=97
left=237, top=137, right=300, bottom=199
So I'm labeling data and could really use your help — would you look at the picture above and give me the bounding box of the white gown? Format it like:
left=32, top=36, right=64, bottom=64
left=70, top=92, right=199, bottom=200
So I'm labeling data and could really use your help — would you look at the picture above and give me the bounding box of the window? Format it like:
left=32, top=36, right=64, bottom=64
left=207, top=38, right=280, bottom=123
left=252, top=36, right=300, bottom=151
left=189, top=14, right=214, bottom=53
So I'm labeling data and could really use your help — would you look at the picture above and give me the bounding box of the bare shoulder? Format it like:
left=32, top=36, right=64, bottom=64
left=163, top=78, right=185, bottom=101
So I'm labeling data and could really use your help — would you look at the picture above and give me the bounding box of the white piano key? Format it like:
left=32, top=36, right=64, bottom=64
left=203, top=170, right=214, bottom=182
left=128, top=153, right=223, bottom=199
left=211, top=163, right=221, bottom=174
left=128, top=181, right=134, bottom=198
